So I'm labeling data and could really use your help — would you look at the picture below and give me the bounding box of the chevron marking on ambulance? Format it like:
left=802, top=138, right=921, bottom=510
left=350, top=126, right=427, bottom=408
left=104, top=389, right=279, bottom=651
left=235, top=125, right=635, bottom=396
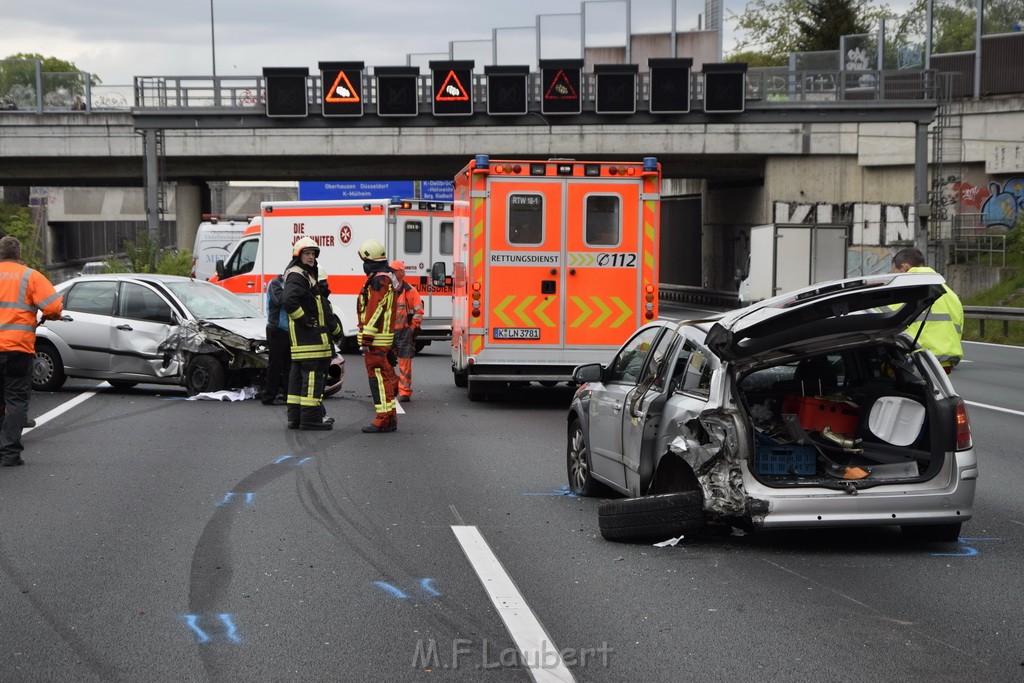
left=495, top=295, right=557, bottom=327
left=570, top=295, right=633, bottom=328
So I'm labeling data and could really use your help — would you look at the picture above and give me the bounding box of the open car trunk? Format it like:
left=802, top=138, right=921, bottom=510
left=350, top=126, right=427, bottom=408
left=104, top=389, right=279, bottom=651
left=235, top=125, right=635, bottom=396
left=735, top=341, right=951, bottom=488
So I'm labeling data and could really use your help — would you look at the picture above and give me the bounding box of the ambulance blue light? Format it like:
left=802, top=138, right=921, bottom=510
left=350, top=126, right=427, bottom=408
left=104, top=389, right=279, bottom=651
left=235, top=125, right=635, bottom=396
left=643, top=157, right=658, bottom=172
left=475, top=155, right=490, bottom=169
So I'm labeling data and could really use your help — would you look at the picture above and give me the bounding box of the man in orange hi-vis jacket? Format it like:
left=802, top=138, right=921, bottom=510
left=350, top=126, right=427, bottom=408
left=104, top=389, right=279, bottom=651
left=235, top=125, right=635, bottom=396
left=0, top=236, right=63, bottom=466
left=389, top=260, right=423, bottom=402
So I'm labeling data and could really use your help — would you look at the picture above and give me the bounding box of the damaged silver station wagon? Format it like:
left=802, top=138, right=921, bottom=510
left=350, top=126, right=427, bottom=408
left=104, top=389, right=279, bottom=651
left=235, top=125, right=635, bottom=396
left=33, top=274, right=268, bottom=396
left=567, top=272, right=977, bottom=543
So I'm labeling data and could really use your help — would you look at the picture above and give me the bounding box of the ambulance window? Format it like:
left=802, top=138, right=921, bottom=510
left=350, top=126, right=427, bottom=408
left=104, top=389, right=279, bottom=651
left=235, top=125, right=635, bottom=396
left=585, top=195, right=620, bottom=247
left=439, top=221, right=454, bottom=255
left=508, top=194, right=543, bottom=245
left=224, top=238, right=257, bottom=277
left=404, top=221, right=423, bottom=254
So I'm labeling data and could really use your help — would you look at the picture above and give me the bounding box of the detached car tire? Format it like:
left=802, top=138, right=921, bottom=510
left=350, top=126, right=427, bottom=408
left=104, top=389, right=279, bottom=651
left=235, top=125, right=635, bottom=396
left=33, top=341, right=67, bottom=391
left=598, top=491, right=706, bottom=543
left=185, top=355, right=226, bottom=396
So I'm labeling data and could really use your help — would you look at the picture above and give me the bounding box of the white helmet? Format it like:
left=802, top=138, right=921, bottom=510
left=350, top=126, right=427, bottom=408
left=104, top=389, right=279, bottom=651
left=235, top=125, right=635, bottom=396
left=357, top=239, right=386, bottom=261
left=292, top=236, right=320, bottom=258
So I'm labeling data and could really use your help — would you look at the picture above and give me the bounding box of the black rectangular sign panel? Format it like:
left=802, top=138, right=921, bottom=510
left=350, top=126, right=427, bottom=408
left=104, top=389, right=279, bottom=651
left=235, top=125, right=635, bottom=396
left=540, top=60, right=583, bottom=115
left=375, top=66, right=420, bottom=117
left=485, top=65, right=529, bottom=116
left=430, top=60, right=474, bottom=116
left=319, top=61, right=364, bottom=117
left=648, top=58, right=693, bottom=114
left=263, top=67, right=309, bottom=118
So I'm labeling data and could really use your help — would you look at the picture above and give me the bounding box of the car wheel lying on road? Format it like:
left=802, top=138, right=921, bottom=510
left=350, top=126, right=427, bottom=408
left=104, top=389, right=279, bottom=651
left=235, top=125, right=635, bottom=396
left=33, top=341, right=67, bottom=391
left=598, top=491, right=706, bottom=543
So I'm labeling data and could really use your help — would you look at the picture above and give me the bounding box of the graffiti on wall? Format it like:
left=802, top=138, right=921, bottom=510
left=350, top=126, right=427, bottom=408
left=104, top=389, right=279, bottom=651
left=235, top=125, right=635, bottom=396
left=954, top=177, right=1024, bottom=229
left=773, top=201, right=916, bottom=245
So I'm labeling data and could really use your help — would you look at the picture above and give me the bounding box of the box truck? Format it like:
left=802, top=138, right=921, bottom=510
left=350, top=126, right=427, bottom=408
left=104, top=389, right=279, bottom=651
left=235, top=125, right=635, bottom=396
left=737, top=224, right=849, bottom=305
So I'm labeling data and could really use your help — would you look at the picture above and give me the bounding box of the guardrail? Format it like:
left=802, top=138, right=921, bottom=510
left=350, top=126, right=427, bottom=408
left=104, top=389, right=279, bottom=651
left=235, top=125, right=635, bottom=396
left=963, top=305, right=1024, bottom=337
left=660, top=284, right=739, bottom=310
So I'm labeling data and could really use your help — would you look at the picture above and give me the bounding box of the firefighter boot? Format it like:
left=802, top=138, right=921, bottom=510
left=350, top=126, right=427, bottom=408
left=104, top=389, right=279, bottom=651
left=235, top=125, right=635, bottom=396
left=361, top=413, right=397, bottom=433
left=287, top=405, right=300, bottom=430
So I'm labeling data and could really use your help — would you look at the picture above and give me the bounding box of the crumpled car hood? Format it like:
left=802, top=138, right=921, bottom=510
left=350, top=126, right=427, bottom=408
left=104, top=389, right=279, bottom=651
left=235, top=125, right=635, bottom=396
left=157, top=316, right=267, bottom=373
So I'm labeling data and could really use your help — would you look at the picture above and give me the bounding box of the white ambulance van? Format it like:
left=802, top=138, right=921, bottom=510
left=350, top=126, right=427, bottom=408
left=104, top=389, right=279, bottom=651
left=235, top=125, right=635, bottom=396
left=209, top=198, right=453, bottom=349
left=191, top=215, right=253, bottom=281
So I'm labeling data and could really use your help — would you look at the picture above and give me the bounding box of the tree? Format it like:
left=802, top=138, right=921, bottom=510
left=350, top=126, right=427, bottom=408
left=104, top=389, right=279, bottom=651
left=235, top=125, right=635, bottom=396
left=797, top=0, right=871, bottom=52
left=726, top=50, right=788, bottom=67
left=728, top=0, right=905, bottom=62
left=0, top=202, right=46, bottom=273
left=0, top=53, right=101, bottom=109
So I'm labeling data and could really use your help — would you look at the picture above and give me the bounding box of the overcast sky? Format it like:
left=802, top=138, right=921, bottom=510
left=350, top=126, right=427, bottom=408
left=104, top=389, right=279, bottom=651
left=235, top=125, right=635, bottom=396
left=7, top=0, right=750, bottom=85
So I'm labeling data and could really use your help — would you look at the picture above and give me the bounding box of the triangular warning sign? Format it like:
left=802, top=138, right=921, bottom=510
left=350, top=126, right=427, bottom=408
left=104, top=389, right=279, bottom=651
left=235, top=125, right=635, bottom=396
left=325, top=71, right=360, bottom=103
left=544, top=69, right=578, bottom=100
left=435, top=70, right=470, bottom=102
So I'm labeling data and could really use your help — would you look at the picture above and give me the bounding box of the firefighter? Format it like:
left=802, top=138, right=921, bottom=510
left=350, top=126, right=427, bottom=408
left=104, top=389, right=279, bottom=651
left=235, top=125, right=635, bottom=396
left=282, top=237, right=341, bottom=430
left=891, top=247, right=964, bottom=374
left=0, top=236, right=63, bottom=466
left=356, top=239, right=400, bottom=433
left=389, top=260, right=423, bottom=402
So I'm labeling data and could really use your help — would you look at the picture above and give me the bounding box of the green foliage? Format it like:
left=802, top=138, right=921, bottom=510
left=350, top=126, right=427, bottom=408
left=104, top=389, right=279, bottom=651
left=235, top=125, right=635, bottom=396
left=797, top=0, right=871, bottom=52
left=726, top=50, right=788, bottom=67
left=0, top=53, right=100, bottom=96
left=0, top=201, right=46, bottom=273
left=104, top=230, right=192, bottom=276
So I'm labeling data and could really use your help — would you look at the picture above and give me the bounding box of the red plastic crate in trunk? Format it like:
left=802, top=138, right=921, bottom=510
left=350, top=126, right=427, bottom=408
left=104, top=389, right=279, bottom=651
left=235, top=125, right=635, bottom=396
left=781, top=395, right=860, bottom=436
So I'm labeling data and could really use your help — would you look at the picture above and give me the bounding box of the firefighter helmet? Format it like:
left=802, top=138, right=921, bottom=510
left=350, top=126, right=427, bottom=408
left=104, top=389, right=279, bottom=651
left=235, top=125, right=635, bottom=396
left=358, top=239, right=387, bottom=261
left=389, top=260, right=406, bottom=272
left=292, top=236, right=320, bottom=258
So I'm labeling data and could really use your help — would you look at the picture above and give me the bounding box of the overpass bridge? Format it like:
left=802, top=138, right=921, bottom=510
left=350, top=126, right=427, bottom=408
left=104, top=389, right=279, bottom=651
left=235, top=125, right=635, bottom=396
left=4, top=67, right=1009, bottom=288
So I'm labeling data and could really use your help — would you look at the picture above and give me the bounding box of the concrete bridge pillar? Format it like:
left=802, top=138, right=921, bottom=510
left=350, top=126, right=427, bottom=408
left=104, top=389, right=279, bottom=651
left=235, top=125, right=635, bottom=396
left=175, top=182, right=204, bottom=254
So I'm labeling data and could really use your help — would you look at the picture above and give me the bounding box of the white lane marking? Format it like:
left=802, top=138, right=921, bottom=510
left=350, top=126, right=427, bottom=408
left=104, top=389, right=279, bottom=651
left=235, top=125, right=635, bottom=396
left=965, top=400, right=1024, bottom=417
left=24, top=390, right=100, bottom=433
left=451, top=526, right=575, bottom=683
left=962, top=340, right=1024, bottom=350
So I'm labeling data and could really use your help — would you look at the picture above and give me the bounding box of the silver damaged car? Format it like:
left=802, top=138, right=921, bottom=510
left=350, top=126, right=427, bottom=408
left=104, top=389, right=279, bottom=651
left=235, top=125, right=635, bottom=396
left=33, top=274, right=268, bottom=395
left=567, top=272, right=977, bottom=543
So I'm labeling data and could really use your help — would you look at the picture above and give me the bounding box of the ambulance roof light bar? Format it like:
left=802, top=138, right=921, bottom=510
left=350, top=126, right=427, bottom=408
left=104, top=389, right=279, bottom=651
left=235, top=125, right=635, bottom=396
left=643, top=157, right=658, bottom=172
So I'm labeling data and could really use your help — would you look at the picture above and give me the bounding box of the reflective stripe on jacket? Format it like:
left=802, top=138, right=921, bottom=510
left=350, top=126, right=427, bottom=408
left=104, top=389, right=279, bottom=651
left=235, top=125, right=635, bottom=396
left=357, top=271, right=398, bottom=347
left=904, top=266, right=964, bottom=365
left=283, top=265, right=334, bottom=360
left=0, top=261, right=63, bottom=353
left=393, top=282, right=423, bottom=331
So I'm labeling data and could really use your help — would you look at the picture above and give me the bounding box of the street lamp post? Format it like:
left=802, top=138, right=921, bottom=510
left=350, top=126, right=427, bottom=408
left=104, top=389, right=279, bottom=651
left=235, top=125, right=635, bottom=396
left=210, top=0, right=217, bottom=77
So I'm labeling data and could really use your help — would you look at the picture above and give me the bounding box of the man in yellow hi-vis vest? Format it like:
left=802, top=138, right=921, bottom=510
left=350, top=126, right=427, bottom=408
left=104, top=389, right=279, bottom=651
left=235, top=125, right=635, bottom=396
left=892, top=247, right=964, bottom=374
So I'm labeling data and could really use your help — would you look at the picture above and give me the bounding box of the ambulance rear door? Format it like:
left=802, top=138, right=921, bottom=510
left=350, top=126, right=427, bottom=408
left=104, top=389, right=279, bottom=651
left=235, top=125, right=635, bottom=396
left=564, top=178, right=644, bottom=347
left=390, top=204, right=454, bottom=329
left=485, top=179, right=564, bottom=348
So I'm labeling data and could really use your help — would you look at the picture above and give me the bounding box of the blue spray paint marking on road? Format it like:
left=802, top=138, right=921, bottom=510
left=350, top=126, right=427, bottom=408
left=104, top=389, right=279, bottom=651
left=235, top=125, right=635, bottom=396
left=420, top=578, right=441, bottom=597
left=296, top=457, right=312, bottom=465
left=183, top=614, right=211, bottom=643
left=932, top=536, right=999, bottom=557
left=217, top=492, right=254, bottom=507
left=219, top=613, right=242, bottom=643
left=522, top=484, right=578, bottom=498
left=373, top=581, right=410, bottom=599
left=273, top=455, right=293, bottom=464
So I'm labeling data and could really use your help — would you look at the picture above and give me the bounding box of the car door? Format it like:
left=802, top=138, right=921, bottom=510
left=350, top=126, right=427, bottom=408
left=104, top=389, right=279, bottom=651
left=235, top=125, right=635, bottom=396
left=587, top=325, right=665, bottom=489
left=47, top=279, right=118, bottom=374
left=622, top=334, right=718, bottom=492
left=108, top=282, right=181, bottom=378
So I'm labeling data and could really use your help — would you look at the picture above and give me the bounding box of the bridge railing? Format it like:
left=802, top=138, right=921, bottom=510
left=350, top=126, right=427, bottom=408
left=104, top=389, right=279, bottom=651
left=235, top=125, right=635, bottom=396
left=128, top=69, right=939, bottom=112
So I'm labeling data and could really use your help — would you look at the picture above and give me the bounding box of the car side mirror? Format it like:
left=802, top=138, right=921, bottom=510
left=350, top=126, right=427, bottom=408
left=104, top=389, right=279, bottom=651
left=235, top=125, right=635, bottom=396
left=572, top=363, right=603, bottom=383
left=430, top=261, right=447, bottom=287
left=215, top=259, right=226, bottom=279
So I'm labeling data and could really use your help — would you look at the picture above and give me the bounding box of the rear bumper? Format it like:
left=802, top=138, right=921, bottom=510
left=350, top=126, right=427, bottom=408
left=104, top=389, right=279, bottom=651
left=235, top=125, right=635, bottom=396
left=747, top=450, right=977, bottom=529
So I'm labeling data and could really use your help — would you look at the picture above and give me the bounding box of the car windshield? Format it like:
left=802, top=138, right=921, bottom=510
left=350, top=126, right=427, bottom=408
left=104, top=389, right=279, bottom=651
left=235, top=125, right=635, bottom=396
left=165, top=280, right=260, bottom=320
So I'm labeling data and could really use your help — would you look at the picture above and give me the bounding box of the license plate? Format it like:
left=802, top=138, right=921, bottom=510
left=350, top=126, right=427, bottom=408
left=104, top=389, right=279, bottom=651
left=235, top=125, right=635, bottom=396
left=493, top=328, right=540, bottom=340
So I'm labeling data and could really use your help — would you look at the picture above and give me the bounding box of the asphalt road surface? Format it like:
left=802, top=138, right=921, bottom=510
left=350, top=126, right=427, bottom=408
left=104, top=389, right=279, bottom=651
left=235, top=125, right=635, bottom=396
left=6, top=314, right=1023, bottom=681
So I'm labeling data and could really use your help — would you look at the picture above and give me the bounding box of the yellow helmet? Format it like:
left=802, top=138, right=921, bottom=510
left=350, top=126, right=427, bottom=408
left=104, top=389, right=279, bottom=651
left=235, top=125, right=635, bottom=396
left=357, top=239, right=386, bottom=261
left=292, top=236, right=320, bottom=258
